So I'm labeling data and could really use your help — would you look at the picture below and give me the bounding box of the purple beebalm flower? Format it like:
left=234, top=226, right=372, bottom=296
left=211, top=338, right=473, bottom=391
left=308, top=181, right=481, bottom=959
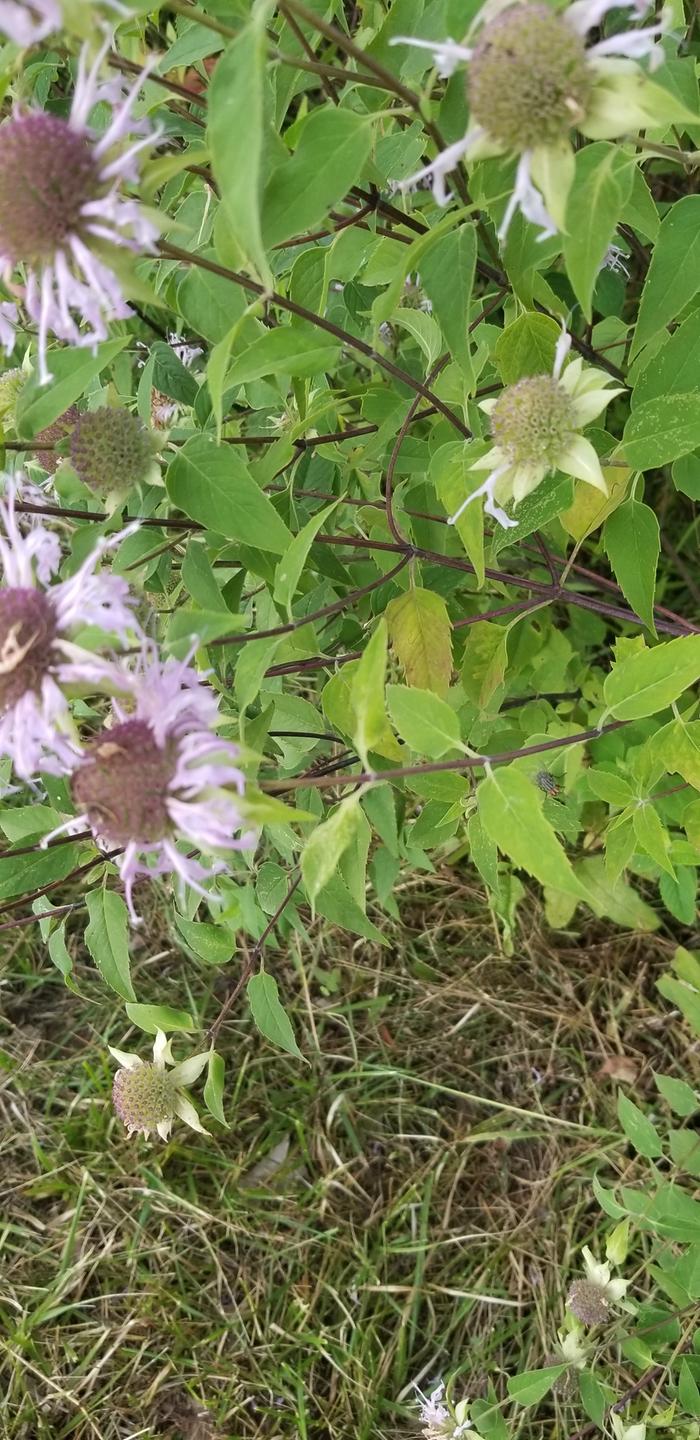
left=0, top=0, right=131, bottom=48
left=0, top=476, right=141, bottom=780
left=62, top=646, right=255, bottom=922
left=0, top=35, right=161, bottom=385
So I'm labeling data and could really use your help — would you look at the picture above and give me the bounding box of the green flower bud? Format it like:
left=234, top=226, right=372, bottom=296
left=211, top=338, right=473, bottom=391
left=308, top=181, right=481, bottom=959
left=491, top=374, right=575, bottom=469
left=112, top=1061, right=177, bottom=1137
left=69, top=406, right=156, bottom=497
left=468, top=4, right=592, bottom=152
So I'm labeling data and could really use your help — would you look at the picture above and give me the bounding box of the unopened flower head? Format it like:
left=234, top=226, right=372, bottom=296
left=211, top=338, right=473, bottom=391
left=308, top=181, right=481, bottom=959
left=448, top=329, right=624, bottom=529
left=110, top=1028, right=209, bottom=1141
left=0, top=37, right=160, bottom=384
left=68, top=646, right=255, bottom=921
left=391, top=0, right=691, bottom=237
left=151, top=388, right=180, bottom=430
left=0, top=476, right=140, bottom=780
left=566, top=1245, right=629, bottom=1326
left=69, top=406, right=158, bottom=499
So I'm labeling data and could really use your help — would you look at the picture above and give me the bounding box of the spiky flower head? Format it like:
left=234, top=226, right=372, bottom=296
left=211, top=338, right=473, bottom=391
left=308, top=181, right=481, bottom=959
left=391, top=0, right=693, bottom=237
left=0, top=367, right=24, bottom=419
left=0, top=37, right=160, bottom=385
left=567, top=1246, right=629, bottom=1326
left=110, top=1028, right=209, bottom=1141
left=447, top=329, right=624, bottom=529
left=69, top=406, right=158, bottom=499
left=65, top=645, right=255, bottom=921
left=0, top=476, right=141, bottom=780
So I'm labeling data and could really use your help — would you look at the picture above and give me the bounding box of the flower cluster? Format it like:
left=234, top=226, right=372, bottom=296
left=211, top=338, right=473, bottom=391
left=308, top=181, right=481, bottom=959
left=391, top=0, right=692, bottom=239
left=0, top=478, right=252, bottom=924
left=448, top=329, right=623, bottom=528
left=567, top=1246, right=630, bottom=1325
left=417, top=1384, right=480, bottom=1440
left=0, top=35, right=160, bottom=384
left=109, top=1029, right=210, bottom=1142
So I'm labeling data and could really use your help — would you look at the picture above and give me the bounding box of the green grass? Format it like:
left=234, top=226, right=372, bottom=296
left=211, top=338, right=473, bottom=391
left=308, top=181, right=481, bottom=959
left=0, top=877, right=693, bottom=1440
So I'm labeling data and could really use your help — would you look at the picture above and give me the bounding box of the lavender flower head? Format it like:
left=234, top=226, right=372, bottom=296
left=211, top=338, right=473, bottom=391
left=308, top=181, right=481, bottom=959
left=0, top=476, right=140, bottom=780
left=66, top=646, right=255, bottom=922
left=417, top=1384, right=478, bottom=1440
left=0, top=35, right=160, bottom=384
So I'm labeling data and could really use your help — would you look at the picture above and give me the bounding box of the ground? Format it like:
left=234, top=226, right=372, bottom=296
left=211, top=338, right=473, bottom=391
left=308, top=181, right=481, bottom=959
left=0, top=872, right=695, bottom=1440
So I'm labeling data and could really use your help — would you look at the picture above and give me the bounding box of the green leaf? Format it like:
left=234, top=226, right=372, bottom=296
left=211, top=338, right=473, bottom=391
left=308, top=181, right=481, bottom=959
left=603, top=636, right=700, bottom=721
left=430, top=441, right=485, bottom=588
left=208, top=12, right=272, bottom=286
left=247, top=971, right=304, bottom=1060
left=578, top=1371, right=608, bottom=1429
left=301, top=795, right=362, bottom=906
left=563, top=143, right=633, bottom=320
left=203, top=1050, right=228, bottom=1126
left=507, top=1367, right=566, bottom=1407
left=262, top=109, right=372, bottom=248
left=680, top=1360, right=700, bottom=1416
left=660, top=866, right=697, bottom=925
left=654, top=1073, right=698, bottom=1117
left=273, top=501, right=337, bottom=619
left=617, top=1091, right=664, bottom=1158
left=16, top=339, right=128, bottom=438
left=386, top=683, right=462, bottom=758
left=634, top=309, right=700, bottom=408
left=632, top=195, right=700, bottom=358
left=576, top=855, right=660, bottom=931
left=491, top=472, right=573, bottom=556
left=670, top=1130, right=700, bottom=1179
left=174, top=916, right=235, bottom=965
left=0, top=843, right=83, bottom=901
left=623, top=393, right=700, bottom=468
left=494, top=312, right=561, bottom=384
left=313, top=871, right=388, bottom=945
left=419, top=226, right=477, bottom=386
left=84, top=890, right=135, bottom=1002
left=478, top=766, right=586, bottom=900
left=166, top=437, right=292, bottom=554
left=587, top=769, right=635, bottom=806
left=633, top=802, right=675, bottom=877
left=657, top=974, right=700, bottom=1036
left=386, top=588, right=452, bottom=698
left=349, top=618, right=389, bottom=768
left=603, top=499, right=659, bottom=636
left=226, top=324, right=341, bottom=386
left=124, top=1003, right=196, bottom=1034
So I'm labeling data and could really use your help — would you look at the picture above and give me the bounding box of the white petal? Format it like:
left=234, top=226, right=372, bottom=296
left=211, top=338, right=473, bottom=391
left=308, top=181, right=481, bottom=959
left=559, top=436, right=608, bottom=492
left=607, top=1276, right=629, bottom=1301
left=478, top=397, right=498, bottom=414
left=470, top=445, right=506, bottom=471
left=498, top=151, right=559, bottom=244
left=388, top=34, right=474, bottom=77
left=156, top=1119, right=172, bottom=1141
left=571, top=386, right=625, bottom=425
left=169, top=1051, right=210, bottom=1087
left=174, top=1093, right=209, bottom=1135
left=511, top=461, right=548, bottom=503
left=153, top=1029, right=174, bottom=1068
left=108, top=1046, right=141, bottom=1071
left=560, top=356, right=584, bottom=393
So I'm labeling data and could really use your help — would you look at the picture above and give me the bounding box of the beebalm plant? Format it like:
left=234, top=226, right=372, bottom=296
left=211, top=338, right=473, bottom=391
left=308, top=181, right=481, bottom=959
left=483, top=958, right=700, bottom=1437
left=0, top=0, right=697, bottom=1200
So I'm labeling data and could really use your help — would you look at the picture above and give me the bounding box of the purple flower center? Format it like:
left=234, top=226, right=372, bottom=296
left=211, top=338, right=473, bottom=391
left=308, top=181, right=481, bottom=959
left=0, top=113, right=101, bottom=264
left=72, top=718, right=176, bottom=845
left=36, top=403, right=80, bottom=475
left=70, top=407, right=155, bottom=495
left=113, top=1062, right=176, bottom=1134
left=0, top=586, right=57, bottom=713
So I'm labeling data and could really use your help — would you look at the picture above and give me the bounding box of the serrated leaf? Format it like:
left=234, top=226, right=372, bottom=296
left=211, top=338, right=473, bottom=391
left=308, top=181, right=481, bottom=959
left=563, top=144, right=633, bottom=320
left=386, top=588, right=452, bottom=698
left=478, top=766, right=586, bottom=900
left=494, top=312, right=560, bottom=384
left=208, top=13, right=271, bottom=287
left=227, top=324, right=341, bottom=386
left=386, top=683, right=462, bottom=758
left=419, top=226, right=477, bottom=386
left=262, top=109, right=372, bottom=248
left=84, top=890, right=135, bottom=1002
left=166, top=437, right=292, bottom=554
left=301, top=795, right=362, bottom=906
left=603, top=498, right=659, bottom=635
left=603, top=636, right=700, bottom=721
left=632, top=195, right=700, bottom=358
left=617, top=1091, right=664, bottom=1158
left=247, top=971, right=304, bottom=1059
left=623, top=392, right=700, bottom=468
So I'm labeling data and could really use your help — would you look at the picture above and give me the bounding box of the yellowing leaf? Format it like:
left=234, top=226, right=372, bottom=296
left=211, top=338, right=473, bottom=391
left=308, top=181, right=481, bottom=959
left=560, top=463, right=630, bottom=541
left=301, top=795, right=363, bottom=906
left=386, top=588, right=452, bottom=698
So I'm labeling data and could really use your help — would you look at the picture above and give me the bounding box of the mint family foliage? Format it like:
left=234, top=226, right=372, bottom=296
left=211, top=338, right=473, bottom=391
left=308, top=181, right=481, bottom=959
left=0, top=0, right=698, bottom=1139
